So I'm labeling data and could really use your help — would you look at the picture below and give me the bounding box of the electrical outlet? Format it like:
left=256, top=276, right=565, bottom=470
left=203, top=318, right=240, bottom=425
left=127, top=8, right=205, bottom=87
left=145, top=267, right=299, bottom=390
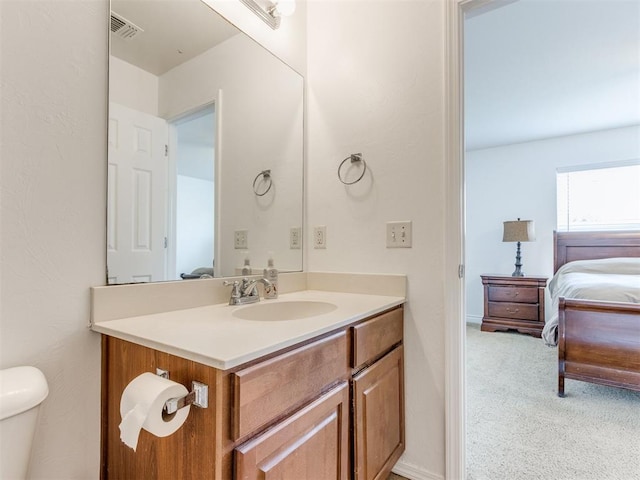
left=234, top=230, right=248, bottom=249
left=290, top=227, right=302, bottom=249
left=313, top=225, right=327, bottom=249
left=386, top=221, right=412, bottom=248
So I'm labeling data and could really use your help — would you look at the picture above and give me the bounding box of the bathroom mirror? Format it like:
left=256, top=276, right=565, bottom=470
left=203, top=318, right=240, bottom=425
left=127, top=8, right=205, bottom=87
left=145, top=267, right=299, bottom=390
left=107, top=0, right=303, bottom=284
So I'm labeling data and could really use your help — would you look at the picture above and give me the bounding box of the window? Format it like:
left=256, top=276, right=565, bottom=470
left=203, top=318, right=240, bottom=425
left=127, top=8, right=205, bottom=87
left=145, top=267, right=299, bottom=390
left=556, top=162, right=640, bottom=231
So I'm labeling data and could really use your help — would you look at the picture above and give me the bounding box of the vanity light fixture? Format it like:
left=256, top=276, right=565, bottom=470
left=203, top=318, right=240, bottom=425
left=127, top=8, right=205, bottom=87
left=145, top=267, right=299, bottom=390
left=238, top=0, right=296, bottom=30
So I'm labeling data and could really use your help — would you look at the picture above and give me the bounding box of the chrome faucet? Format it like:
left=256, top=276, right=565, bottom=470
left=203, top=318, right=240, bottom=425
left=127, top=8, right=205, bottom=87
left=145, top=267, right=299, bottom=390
left=223, top=277, right=274, bottom=305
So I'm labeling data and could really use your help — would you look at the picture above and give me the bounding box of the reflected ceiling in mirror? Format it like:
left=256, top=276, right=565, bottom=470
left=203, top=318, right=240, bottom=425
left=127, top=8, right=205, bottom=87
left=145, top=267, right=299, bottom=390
left=108, top=0, right=303, bottom=285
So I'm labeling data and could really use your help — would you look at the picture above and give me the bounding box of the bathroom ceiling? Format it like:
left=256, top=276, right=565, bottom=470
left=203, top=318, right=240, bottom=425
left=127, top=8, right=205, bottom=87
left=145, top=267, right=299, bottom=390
left=464, top=0, right=640, bottom=151
left=110, top=0, right=239, bottom=76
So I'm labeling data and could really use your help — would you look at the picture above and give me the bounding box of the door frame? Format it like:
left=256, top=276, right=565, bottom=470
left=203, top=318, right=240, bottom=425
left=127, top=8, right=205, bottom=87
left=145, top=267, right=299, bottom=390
left=166, top=90, right=222, bottom=279
left=445, top=0, right=510, bottom=478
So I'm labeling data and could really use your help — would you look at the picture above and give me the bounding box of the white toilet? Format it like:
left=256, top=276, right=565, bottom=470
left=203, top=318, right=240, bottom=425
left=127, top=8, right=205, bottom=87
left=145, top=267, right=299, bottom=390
left=0, top=366, right=49, bottom=479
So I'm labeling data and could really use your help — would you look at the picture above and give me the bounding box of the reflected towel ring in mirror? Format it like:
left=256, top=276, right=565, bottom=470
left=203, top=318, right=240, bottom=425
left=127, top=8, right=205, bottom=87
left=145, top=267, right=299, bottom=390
left=338, top=153, right=367, bottom=185
left=253, top=169, right=273, bottom=196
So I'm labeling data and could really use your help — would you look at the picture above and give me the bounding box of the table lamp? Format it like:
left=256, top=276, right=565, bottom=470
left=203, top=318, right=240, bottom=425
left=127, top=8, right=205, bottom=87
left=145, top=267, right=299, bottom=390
left=503, top=218, right=535, bottom=277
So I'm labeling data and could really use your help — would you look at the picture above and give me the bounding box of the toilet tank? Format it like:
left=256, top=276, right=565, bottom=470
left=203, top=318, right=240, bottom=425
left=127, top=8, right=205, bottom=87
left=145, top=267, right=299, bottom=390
left=0, top=366, right=49, bottom=479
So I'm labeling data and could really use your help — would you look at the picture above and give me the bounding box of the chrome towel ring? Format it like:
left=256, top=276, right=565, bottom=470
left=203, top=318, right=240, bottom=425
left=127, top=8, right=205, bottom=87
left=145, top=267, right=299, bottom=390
left=338, top=153, right=366, bottom=185
left=253, top=169, right=272, bottom=196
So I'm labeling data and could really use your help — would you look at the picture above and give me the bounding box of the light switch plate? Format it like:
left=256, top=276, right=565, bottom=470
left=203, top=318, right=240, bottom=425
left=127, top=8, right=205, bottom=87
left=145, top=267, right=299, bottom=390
left=386, top=221, right=412, bottom=248
left=234, top=230, right=248, bottom=249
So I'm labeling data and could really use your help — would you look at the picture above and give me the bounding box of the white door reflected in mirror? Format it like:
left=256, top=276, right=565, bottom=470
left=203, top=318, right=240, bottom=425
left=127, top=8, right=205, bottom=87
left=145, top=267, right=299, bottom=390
left=107, top=103, right=168, bottom=284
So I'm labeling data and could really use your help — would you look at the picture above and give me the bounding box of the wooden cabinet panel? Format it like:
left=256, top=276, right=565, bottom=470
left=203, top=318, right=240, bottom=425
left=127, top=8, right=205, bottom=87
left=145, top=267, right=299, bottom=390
left=352, top=307, right=403, bottom=370
left=235, top=382, right=350, bottom=480
left=102, top=336, right=227, bottom=480
left=353, top=346, right=404, bottom=480
left=232, top=331, right=349, bottom=441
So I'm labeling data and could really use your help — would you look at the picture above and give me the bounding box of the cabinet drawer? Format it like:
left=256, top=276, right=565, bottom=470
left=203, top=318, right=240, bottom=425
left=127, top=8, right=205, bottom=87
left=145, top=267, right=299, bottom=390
left=488, top=301, right=538, bottom=321
left=232, top=331, right=348, bottom=441
left=488, top=286, right=538, bottom=304
left=352, top=307, right=403, bottom=369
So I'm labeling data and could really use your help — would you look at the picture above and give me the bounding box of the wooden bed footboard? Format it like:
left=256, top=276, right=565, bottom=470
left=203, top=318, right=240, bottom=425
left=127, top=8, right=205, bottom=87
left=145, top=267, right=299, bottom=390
left=558, top=297, right=640, bottom=397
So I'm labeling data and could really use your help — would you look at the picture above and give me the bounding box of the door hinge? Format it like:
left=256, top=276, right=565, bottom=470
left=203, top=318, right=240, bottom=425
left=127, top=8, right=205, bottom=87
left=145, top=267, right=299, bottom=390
left=458, top=264, right=465, bottom=279
left=165, top=144, right=168, bottom=156
left=164, top=237, right=168, bottom=248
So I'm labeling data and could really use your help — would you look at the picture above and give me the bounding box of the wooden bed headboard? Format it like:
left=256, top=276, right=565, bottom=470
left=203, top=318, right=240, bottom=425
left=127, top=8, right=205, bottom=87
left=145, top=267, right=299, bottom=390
left=554, top=230, right=640, bottom=273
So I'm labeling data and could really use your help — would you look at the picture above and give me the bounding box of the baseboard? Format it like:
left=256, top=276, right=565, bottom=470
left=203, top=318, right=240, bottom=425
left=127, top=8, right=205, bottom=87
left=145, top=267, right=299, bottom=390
left=466, top=314, right=482, bottom=325
left=393, top=460, right=444, bottom=480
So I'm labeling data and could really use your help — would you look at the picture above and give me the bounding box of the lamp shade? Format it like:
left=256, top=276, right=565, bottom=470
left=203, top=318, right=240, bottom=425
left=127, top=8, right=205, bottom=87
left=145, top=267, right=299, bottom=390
left=503, top=219, right=535, bottom=242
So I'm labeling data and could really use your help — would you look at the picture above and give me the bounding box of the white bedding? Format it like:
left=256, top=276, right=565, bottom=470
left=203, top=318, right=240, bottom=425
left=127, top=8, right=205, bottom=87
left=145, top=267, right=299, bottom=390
left=541, top=257, right=640, bottom=346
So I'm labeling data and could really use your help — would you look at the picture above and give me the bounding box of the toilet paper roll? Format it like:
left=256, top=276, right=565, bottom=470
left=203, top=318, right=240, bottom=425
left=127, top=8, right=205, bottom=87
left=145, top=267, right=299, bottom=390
left=119, top=372, right=191, bottom=451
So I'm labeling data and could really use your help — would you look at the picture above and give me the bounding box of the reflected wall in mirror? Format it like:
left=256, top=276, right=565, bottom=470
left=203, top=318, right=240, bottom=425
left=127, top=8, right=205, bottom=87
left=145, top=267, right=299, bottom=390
left=108, top=0, right=304, bottom=284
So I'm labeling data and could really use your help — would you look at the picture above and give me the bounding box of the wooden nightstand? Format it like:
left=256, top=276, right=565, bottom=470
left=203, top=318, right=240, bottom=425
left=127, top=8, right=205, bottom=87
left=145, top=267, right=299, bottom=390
left=481, top=274, right=548, bottom=337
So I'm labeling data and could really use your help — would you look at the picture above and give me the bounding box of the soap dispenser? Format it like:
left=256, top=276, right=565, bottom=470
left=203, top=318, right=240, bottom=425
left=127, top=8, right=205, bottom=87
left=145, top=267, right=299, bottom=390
left=241, top=252, right=251, bottom=276
left=263, top=253, right=278, bottom=299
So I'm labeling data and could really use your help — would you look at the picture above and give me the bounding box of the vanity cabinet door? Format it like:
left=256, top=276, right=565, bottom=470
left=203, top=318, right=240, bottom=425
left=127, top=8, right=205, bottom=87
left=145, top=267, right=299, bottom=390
left=235, top=382, right=350, bottom=480
left=353, top=346, right=404, bottom=480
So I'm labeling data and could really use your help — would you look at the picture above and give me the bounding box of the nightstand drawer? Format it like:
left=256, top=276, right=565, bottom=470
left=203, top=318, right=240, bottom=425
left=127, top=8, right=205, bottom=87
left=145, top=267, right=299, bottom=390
left=488, top=301, right=539, bottom=321
left=488, top=286, right=538, bottom=304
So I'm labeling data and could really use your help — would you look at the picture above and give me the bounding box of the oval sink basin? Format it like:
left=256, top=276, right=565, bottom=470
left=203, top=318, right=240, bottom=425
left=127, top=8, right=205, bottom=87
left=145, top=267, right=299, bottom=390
left=232, top=301, right=338, bottom=321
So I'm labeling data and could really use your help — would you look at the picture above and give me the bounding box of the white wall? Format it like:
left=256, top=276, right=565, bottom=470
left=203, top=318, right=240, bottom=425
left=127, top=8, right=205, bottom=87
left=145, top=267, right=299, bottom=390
left=109, top=56, right=159, bottom=116
left=307, top=1, right=447, bottom=478
left=176, top=175, right=215, bottom=276
left=0, top=1, right=106, bottom=478
left=465, top=125, right=640, bottom=324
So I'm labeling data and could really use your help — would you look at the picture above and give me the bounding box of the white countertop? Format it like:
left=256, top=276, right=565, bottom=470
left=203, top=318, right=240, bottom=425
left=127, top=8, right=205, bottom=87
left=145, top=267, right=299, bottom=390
left=91, top=290, right=404, bottom=370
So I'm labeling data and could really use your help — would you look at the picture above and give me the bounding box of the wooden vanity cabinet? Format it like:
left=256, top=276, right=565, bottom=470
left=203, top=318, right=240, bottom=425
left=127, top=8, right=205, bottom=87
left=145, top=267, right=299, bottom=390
left=101, top=306, right=404, bottom=480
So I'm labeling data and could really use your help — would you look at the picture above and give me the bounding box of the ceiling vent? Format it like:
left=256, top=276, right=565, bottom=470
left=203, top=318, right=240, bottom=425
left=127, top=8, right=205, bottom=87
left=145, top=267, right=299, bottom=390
left=110, top=12, right=143, bottom=40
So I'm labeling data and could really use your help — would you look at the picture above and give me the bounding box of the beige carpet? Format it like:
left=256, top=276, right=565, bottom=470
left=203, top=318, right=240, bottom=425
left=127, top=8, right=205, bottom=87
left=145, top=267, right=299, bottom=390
left=466, top=324, right=640, bottom=480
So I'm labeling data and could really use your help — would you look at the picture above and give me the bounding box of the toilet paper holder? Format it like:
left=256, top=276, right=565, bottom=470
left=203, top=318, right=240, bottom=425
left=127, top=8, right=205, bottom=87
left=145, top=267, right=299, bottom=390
left=156, top=369, right=208, bottom=415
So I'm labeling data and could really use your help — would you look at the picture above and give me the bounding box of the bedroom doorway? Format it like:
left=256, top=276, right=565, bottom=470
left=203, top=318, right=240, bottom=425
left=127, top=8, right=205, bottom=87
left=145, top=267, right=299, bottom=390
left=167, top=104, right=216, bottom=280
left=451, top=0, right=640, bottom=478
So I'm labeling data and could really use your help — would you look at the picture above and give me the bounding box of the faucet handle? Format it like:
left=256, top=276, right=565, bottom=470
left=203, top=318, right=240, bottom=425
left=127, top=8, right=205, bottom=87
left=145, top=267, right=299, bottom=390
left=223, top=280, right=241, bottom=301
